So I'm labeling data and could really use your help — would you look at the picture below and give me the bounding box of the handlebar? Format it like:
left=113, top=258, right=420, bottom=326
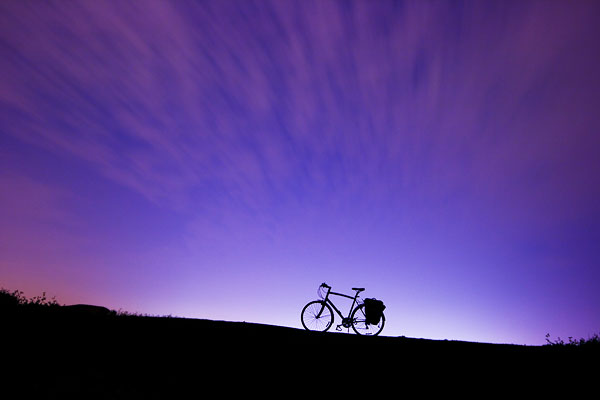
left=320, top=282, right=331, bottom=289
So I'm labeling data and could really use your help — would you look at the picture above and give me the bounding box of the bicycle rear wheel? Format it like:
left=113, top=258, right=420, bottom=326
left=301, top=300, right=334, bottom=332
left=351, top=304, right=385, bottom=336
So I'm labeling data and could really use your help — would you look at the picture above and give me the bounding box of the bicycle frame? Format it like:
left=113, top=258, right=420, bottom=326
left=320, top=285, right=361, bottom=323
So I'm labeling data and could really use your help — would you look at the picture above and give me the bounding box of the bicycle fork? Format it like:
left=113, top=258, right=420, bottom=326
left=315, top=303, right=333, bottom=330
left=316, top=303, right=325, bottom=318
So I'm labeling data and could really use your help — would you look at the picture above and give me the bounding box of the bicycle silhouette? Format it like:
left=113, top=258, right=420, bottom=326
left=301, top=283, right=385, bottom=336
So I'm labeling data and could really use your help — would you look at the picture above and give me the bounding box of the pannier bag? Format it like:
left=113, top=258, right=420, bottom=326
left=363, top=298, right=386, bottom=325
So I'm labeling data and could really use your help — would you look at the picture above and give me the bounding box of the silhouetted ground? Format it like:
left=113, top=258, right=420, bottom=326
left=3, top=303, right=596, bottom=398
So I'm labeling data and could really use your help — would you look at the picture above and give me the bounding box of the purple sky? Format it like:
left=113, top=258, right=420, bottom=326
left=1, top=0, right=599, bottom=345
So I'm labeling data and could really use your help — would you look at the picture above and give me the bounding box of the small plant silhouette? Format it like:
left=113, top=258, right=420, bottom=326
left=545, top=332, right=600, bottom=347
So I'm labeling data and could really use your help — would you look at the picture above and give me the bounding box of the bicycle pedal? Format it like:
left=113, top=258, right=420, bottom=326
left=336, top=325, right=342, bottom=331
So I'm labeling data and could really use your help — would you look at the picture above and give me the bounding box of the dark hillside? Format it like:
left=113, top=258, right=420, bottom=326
left=3, top=302, right=595, bottom=397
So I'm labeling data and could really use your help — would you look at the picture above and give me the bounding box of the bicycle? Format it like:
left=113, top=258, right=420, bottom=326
left=300, top=282, right=385, bottom=336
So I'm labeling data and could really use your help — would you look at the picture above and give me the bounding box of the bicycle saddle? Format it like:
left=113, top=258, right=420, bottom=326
left=352, top=287, right=365, bottom=292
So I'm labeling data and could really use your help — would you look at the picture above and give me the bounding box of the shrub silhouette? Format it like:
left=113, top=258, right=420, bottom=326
left=0, top=288, right=22, bottom=308
left=0, top=288, right=60, bottom=310
left=0, top=289, right=62, bottom=314
left=0, top=287, right=169, bottom=318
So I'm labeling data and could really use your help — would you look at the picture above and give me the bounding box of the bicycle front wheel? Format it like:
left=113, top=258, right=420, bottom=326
left=351, top=304, right=385, bottom=336
left=301, top=300, right=334, bottom=332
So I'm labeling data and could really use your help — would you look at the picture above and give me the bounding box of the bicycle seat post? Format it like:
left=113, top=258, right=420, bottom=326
left=352, top=287, right=365, bottom=295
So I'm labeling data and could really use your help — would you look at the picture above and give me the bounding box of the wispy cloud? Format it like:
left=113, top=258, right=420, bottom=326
left=1, top=0, right=598, bottom=228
